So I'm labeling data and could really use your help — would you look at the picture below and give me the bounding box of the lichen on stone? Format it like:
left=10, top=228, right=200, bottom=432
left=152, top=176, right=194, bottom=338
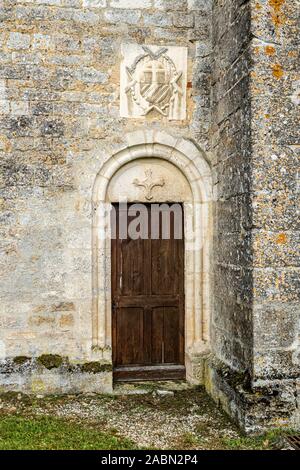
left=269, top=0, right=286, bottom=28
left=272, top=63, right=284, bottom=79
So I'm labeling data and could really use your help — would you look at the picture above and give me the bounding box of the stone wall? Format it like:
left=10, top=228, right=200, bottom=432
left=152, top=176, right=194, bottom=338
left=210, top=0, right=299, bottom=431
left=250, top=0, right=299, bottom=385
left=250, top=0, right=299, bottom=429
left=0, top=0, right=298, bottom=432
left=0, top=1, right=212, bottom=362
left=211, top=0, right=253, bottom=372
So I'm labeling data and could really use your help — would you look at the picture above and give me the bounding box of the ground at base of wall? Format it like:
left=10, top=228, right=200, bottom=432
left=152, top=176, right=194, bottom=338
left=205, top=357, right=300, bottom=433
left=0, top=388, right=295, bottom=450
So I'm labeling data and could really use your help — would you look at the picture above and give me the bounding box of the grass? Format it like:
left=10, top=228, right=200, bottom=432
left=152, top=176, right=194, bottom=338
left=0, top=413, right=291, bottom=451
left=175, top=430, right=290, bottom=450
left=222, top=429, right=295, bottom=450
left=0, top=415, right=136, bottom=450
left=222, top=434, right=275, bottom=450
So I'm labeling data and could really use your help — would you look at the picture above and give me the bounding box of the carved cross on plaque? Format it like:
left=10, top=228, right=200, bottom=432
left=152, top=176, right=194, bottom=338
left=133, top=169, right=165, bottom=201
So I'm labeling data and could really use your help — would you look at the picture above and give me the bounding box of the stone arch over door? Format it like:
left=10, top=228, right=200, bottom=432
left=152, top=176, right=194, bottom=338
left=92, top=130, right=212, bottom=380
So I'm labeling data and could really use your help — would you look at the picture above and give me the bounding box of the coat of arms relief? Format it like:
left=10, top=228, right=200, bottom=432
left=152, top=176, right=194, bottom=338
left=120, top=44, right=187, bottom=120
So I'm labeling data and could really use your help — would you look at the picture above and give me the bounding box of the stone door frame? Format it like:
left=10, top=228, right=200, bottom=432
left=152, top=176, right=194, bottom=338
left=91, top=130, right=212, bottom=379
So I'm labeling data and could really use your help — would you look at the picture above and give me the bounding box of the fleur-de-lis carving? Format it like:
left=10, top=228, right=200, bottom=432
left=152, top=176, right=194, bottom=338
left=133, top=169, right=165, bottom=201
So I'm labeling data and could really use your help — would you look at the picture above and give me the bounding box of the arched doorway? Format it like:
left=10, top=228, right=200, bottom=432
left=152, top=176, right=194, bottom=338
left=92, top=131, right=212, bottom=383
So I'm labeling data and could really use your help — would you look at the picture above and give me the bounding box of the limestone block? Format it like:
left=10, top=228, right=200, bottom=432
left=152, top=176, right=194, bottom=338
left=111, top=0, right=151, bottom=8
left=10, top=101, right=29, bottom=116
left=188, top=0, right=211, bottom=12
left=0, top=100, right=9, bottom=114
left=104, top=9, right=141, bottom=25
left=253, top=350, right=299, bottom=380
left=32, top=34, right=55, bottom=50
left=74, top=67, right=108, bottom=84
left=173, top=13, right=194, bottom=29
left=154, top=0, right=187, bottom=11
left=7, top=32, right=31, bottom=50
left=35, top=0, right=62, bottom=5
left=83, top=0, right=106, bottom=7
left=143, top=12, right=173, bottom=27
left=253, top=302, right=299, bottom=350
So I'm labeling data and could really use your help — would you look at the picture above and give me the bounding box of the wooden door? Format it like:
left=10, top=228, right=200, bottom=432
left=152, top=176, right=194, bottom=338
left=112, top=203, right=185, bottom=381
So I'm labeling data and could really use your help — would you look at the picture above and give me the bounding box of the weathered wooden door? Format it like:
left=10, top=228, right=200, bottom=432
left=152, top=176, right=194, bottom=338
left=112, top=203, right=185, bottom=381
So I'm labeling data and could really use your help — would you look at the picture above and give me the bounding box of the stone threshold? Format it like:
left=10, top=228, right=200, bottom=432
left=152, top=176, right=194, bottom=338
left=113, top=380, right=195, bottom=395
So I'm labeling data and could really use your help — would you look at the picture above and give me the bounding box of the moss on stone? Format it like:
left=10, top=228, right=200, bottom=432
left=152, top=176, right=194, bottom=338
left=228, top=370, right=246, bottom=388
left=7, top=356, right=112, bottom=374
left=37, top=354, right=63, bottom=370
left=209, top=357, right=252, bottom=393
left=13, top=356, right=31, bottom=365
left=81, top=362, right=112, bottom=374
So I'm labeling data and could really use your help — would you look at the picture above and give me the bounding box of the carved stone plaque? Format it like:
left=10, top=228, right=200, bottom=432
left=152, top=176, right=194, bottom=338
left=120, top=44, right=187, bottom=120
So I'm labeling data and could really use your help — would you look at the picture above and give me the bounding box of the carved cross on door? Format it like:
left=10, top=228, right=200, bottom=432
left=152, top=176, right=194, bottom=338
left=133, top=169, right=165, bottom=201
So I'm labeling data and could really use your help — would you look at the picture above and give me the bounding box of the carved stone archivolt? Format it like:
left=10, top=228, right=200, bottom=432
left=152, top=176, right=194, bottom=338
left=92, top=131, right=213, bottom=365
left=120, top=44, right=187, bottom=120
